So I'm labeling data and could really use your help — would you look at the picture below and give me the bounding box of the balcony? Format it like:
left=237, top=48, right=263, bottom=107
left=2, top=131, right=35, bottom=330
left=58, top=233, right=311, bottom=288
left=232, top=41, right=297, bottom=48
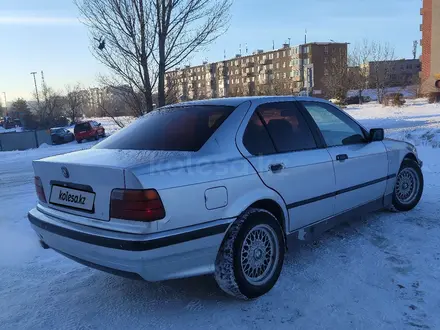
left=246, top=61, right=255, bottom=68
left=259, top=59, right=273, bottom=65
left=420, top=8, right=423, bottom=15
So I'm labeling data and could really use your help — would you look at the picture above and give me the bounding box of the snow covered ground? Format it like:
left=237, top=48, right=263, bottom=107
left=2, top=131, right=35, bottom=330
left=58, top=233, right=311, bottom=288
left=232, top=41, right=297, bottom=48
left=1, top=100, right=440, bottom=329
left=346, top=86, right=418, bottom=101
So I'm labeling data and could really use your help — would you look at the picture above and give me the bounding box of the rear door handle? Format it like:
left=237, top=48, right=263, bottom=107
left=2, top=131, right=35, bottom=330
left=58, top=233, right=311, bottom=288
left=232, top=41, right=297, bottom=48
left=270, top=163, right=284, bottom=173
left=336, top=154, right=348, bottom=161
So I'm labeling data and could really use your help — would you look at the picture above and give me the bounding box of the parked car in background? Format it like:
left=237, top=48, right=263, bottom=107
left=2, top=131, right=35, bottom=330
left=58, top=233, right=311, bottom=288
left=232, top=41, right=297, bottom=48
left=74, top=121, right=105, bottom=143
left=28, top=96, right=424, bottom=299
left=3, top=118, right=22, bottom=129
left=345, top=95, right=371, bottom=105
left=50, top=128, right=74, bottom=145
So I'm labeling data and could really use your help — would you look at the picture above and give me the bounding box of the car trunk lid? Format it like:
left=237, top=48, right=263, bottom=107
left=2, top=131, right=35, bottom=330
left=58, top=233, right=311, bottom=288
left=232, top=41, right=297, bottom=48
left=32, top=148, right=193, bottom=223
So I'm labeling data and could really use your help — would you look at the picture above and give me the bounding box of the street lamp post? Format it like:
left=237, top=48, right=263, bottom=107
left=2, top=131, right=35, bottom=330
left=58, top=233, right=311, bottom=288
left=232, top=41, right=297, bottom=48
left=30, top=72, right=40, bottom=106
left=2, top=92, right=6, bottom=115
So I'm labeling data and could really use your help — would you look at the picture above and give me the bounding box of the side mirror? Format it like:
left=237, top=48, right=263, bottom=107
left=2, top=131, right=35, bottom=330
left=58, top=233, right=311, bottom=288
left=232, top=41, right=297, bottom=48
left=97, top=123, right=102, bottom=126
left=369, top=128, right=384, bottom=142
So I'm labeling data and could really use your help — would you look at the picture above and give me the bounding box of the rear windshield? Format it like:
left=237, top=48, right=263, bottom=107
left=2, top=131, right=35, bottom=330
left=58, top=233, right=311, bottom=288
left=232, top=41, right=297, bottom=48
left=95, top=105, right=234, bottom=151
left=74, top=122, right=91, bottom=133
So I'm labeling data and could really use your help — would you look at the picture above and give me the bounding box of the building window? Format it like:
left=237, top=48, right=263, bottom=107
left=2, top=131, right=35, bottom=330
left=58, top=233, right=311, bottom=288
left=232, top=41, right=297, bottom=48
left=269, top=64, right=274, bottom=69
left=251, top=67, right=255, bottom=73
left=283, top=62, right=286, bottom=68
left=290, top=72, right=294, bottom=78
left=276, top=73, right=280, bottom=79
left=332, top=58, right=336, bottom=64
left=236, top=78, right=239, bottom=83
left=283, top=72, right=287, bottom=79
left=324, top=46, right=329, bottom=54
left=283, top=51, right=286, bottom=57
left=276, top=63, right=280, bottom=69
left=246, top=68, right=250, bottom=73
left=324, top=69, right=329, bottom=76
left=269, top=53, right=273, bottom=59
left=277, top=53, right=280, bottom=59
left=251, top=77, right=255, bottom=82
left=231, top=79, right=233, bottom=84
left=324, top=57, right=328, bottom=64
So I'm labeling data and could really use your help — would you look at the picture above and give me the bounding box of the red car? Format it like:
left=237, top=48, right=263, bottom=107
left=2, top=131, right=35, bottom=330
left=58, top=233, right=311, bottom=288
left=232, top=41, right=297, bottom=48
left=74, top=121, right=105, bottom=143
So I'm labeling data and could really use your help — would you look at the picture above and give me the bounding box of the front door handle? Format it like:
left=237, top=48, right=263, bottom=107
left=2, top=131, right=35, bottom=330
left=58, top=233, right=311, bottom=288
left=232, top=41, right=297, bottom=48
left=336, top=154, right=348, bottom=161
left=270, top=163, right=284, bottom=173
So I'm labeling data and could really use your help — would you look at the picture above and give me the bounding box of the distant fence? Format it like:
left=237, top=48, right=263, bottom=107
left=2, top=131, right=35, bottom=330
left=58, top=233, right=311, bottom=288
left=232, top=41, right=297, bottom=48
left=0, top=130, right=52, bottom=152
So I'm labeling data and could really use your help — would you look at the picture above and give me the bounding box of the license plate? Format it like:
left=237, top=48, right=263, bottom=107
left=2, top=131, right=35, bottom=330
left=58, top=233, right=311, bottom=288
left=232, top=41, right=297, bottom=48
left=50, top=185, right=95, bottom=211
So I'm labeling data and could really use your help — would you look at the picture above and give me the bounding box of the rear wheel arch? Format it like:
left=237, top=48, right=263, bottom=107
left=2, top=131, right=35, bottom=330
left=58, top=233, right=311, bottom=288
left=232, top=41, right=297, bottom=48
left=249, top=199, right=287, bottom=235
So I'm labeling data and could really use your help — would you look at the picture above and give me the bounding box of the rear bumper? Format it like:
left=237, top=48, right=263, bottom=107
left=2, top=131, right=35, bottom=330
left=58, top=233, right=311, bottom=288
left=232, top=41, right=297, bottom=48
left=75, top=132, right=94, bottom=140
left=28, top=208, right=233, bottom=281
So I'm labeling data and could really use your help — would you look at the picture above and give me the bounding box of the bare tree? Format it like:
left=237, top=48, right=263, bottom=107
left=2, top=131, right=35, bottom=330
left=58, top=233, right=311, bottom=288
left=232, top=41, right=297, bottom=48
left=349, top=39, right=373, bottom=103
left=321, top=53, right=350, bottom=100
left=65, top=84, right=84, bottom=123
left=368, top=42, right=396, bottom=103
left=76, top=0, right=231, bottom=115
left=96, top=92, right=126, bottom=128
left=35, top=86, right=65, bottom=128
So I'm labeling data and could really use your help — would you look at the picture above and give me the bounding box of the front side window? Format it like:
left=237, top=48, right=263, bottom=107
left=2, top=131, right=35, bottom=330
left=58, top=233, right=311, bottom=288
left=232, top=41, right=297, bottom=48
left=257, top=102, right=317, bottom=153
left=302, top=102, right=366, bottom=147
left=96, top=105, right=234, bottom=152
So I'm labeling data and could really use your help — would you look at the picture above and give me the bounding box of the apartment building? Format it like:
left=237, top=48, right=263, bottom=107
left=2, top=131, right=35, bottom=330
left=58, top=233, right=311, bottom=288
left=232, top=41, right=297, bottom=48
left=166, top=42, right=348, bottom=100
left=367, top=59, right=421, bottom=88
left=420, top=0, right=440, bottom=94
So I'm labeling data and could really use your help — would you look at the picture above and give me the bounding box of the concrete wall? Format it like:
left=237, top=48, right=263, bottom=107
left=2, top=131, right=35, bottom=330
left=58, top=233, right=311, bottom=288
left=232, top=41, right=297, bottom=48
left=0, top=130, right=51, bottom=151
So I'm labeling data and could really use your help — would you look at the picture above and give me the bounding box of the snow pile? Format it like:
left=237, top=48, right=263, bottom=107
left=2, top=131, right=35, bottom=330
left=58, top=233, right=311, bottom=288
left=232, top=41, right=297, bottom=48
left=347, top=86, right=418, bottom=101
left=346, top=98, right=440, bottom=148
left=38, top=143, right=50, bottom=149
left=0, top=126, right=20, bottom=134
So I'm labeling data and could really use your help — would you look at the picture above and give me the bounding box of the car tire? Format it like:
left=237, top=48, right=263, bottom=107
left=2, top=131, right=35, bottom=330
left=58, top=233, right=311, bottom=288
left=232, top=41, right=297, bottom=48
left=95, top=134, right=99, bottom=141
left=390, top=159, right=424, bottom=212
left=214, top=208, right=285, bottom=300
left=76, top=139, right=82, bottom=144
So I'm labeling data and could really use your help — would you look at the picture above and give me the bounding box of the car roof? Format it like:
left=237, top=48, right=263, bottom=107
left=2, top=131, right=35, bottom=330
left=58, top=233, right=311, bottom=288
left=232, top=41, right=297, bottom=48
left=167, top=96, right=332, bottom=108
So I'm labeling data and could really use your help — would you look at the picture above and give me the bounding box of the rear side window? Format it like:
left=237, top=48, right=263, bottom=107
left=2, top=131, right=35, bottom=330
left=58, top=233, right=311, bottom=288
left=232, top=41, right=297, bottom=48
left=257, top=102, right=317, bottom=153
left=95, top=105, right=234, bottom=151
left=74, top=122, right=91, bottom=133
left=243, top=113, right=276, bottom=155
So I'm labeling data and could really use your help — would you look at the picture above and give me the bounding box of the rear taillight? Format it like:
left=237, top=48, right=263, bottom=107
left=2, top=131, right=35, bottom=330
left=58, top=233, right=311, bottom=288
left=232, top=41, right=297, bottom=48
left=110, top=189, right=165, bottom=222
left=34, top=176, right=47, bottom=203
